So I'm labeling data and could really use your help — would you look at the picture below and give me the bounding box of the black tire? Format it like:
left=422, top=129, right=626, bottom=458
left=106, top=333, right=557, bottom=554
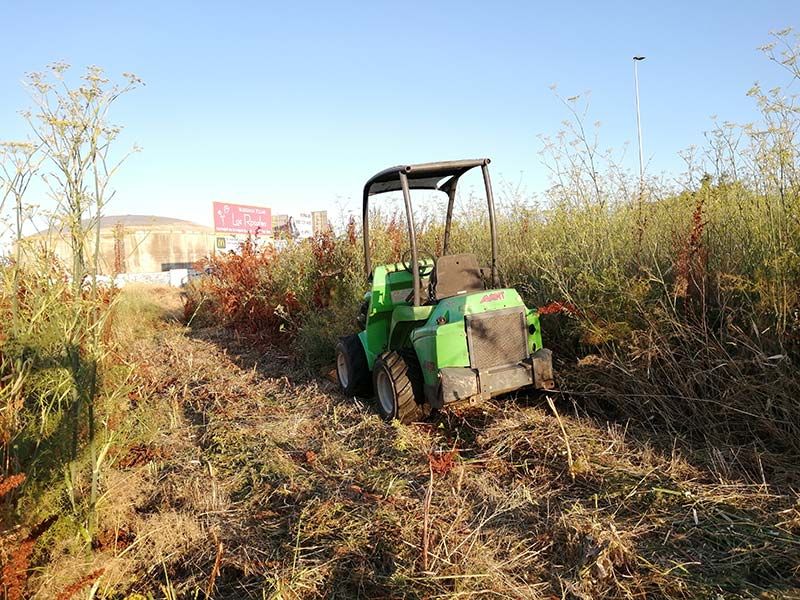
left=372, top=350, right=426, bottom=424
left=336, top=334, right=372, bottom=396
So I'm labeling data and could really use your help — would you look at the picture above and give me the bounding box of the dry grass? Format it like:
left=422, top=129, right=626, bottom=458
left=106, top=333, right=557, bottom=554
left=20, top=288, right=798, bottom=599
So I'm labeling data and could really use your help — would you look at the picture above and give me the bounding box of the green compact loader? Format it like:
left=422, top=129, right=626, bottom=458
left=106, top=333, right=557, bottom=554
left=336, top=159, right=554, bottom=423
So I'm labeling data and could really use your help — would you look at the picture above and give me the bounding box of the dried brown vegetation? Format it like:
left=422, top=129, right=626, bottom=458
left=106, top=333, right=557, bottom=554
left=15, top=286, right=795, bottom=599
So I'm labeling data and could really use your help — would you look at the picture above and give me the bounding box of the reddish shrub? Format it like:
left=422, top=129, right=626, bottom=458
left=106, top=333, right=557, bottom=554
left=2, top=516, right=56, bottom=600
left=386, top=215, right=405, bottom=262
left=186, top=232, right=362, bottom=351
left=429, top=449, right=459, bottom=476
left=0, top=473, right=26, bottom=499
left=674, top=190, right=708, bottom=304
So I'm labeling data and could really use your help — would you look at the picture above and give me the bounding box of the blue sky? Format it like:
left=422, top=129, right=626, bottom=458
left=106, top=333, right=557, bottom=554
left=0, top=1, right=797, bottom=228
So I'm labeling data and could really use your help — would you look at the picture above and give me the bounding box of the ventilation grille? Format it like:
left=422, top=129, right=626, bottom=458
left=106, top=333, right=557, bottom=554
left=465, top=308, right=528, bottom=370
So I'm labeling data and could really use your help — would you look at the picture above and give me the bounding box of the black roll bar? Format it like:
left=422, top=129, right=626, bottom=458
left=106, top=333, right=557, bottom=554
left=362, top=158, right=499, bottom=306
left=482, top=163, right=499, bottom=288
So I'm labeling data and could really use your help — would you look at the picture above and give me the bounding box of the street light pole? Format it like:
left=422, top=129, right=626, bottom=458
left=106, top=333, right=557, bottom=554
left=633, top=56, right=646, bottom=185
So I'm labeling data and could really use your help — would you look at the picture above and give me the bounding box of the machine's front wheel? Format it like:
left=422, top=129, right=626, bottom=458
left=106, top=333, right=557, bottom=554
left=335, top=335, right=372, bottom=396
left=372, top=350, right=426, bottom=424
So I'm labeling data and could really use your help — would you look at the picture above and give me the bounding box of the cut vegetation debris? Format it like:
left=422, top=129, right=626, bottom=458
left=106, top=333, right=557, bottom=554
left=10, top=286, right=797, bottom=599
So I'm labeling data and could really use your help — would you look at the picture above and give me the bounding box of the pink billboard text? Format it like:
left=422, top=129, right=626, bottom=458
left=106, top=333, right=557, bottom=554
left=213, top=202, right=272, bottom=236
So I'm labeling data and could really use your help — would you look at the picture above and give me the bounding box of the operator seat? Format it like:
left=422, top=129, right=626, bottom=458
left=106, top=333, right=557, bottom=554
left=430, top=253, right=485, bottom=301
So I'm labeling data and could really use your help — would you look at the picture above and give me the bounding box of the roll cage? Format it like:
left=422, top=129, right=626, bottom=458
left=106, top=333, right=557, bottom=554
left=362, top=158, right=499, bottom=306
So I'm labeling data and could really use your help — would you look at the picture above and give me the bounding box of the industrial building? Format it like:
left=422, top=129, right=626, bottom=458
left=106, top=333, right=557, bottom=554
left=20, top=209, right=332, bottom=282
left=311, top=210, right=330, bottom=234
left=22, top=215, right=216, bottom=275
left=272, top=213, right=290, bottom=231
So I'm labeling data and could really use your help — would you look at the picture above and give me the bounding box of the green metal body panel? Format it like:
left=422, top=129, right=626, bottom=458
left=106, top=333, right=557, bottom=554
left=360, top=260, right=432, bottom=367
left=409, top=289, right=543, bottom=385
left=357, top=262, right=544, bottom=388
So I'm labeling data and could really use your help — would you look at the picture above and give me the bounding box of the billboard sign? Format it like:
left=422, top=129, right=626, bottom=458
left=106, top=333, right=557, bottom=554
left=213, top=202, right=271, bottom=236
left=215, top=236, right=246, bottom=254
left=294, top=212, right=313, bottom=239
left=272, top=212, right=314, bottom=241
